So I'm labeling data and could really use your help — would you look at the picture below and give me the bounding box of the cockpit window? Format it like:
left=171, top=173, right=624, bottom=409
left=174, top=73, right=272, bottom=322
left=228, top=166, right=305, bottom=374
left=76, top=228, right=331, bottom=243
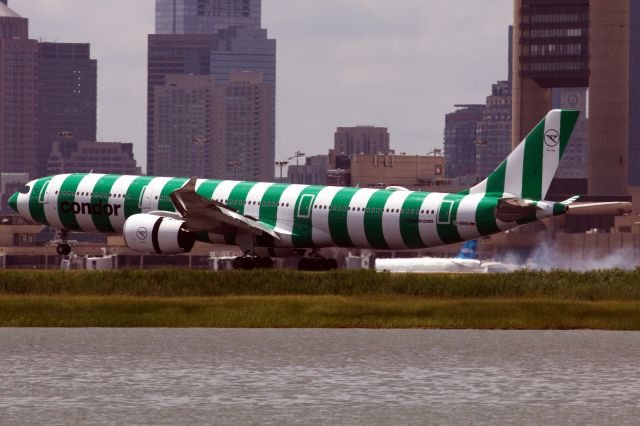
left=18, top=185, right=30, bottom=194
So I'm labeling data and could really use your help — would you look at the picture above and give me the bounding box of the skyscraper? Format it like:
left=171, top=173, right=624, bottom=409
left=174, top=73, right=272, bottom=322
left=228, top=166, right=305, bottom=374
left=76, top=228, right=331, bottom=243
left=512, top=0, right=639, bottom=197
left=155, top=0, right=261, bottom=35
left=476, top=81, right=512, bottom=181
left=443, top=105, right=485, bottom=179
left=148, top=0, right=275, bottom=179
left=0, top=1, right=38, bottom=178
left=334, top=126, right=391, bottom=156
left=37, top=42, right=97, bottom=177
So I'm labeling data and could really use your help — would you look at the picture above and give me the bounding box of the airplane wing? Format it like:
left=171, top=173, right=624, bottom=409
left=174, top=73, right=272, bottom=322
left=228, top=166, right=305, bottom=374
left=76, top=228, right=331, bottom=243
left=148, top=177, right=282, bottom=240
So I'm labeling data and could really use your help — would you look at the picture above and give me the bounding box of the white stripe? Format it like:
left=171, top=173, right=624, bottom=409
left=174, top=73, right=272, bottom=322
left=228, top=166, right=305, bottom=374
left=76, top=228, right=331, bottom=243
left=141, top=177, right=173, bottom=212
left=418, top=192, right=447, bottom=247
left=274, top=184, right=308, bottom=247
left=211, top=180, right=241, bottom=205
left=74, top=173, right=106, bottom=233
left=455, top=194, right=484, bottom=241
left=469, top=179, right=487, bottom=195
left=311, top=186, right=342, bottom=247
left=346, top=188, right=377, bottom=248
left=541, top=110, right=562, bottom=199
left=381, top=191, right=412, bottom=250
left=17, top=185, right=33, bottom=222
left=43, top=174, right=71, bottom=230
left=244, top=182, right=273, bottom=219
left=109, top=175, right=138, bottom=232
left=503, top=140, right=525, bottom=198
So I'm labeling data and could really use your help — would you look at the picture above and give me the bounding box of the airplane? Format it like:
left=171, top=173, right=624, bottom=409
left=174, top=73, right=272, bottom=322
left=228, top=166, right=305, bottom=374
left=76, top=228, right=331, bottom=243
left=8, top=109, right=607, bottom=271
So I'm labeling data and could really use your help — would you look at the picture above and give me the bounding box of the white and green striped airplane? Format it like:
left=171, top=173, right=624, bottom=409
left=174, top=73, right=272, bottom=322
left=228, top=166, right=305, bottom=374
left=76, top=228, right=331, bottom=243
left=9, top=109, right=587, bottom=270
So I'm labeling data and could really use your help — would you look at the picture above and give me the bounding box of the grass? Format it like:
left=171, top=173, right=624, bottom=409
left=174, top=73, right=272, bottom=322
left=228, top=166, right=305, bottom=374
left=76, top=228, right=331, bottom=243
left=1, top=269, right=640, bottom=329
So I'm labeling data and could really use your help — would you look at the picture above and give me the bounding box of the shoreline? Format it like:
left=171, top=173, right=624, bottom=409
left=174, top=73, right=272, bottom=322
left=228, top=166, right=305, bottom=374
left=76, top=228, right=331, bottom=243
left=1, top=269, right=640, bottom=329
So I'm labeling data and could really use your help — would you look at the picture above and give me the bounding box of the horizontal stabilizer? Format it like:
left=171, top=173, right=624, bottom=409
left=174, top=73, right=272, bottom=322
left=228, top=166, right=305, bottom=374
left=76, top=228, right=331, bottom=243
left=567, top=202, right=632, bottom=216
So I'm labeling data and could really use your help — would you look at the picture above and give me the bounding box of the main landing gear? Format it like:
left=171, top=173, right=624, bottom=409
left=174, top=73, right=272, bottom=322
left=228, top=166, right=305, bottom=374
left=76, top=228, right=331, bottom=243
left=298, top=253, right=338, bottom=271
left=232, top=256, right=274, bottom=270
left=55, top=230, right=71, bottom=256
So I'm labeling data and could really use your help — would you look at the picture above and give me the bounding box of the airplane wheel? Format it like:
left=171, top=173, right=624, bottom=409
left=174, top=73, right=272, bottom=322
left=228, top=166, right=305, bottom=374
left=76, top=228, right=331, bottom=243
left=258, top=257, right=274, bottom=269
left=56, top=244, right=71, bottom=256
left=241, top=257, right=255, bottom=270
left=232, top=257, right=244, bottom=270
left=298, top=258, right=311, bottom=271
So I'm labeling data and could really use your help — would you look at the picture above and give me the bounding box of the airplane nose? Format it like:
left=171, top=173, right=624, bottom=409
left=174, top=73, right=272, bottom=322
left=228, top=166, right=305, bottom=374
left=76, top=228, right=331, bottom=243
left=8, top=192, right=19, bottom=214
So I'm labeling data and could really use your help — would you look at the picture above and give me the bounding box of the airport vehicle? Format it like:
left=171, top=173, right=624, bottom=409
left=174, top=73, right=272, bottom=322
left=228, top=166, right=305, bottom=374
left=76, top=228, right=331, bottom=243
left=9, top=109, right=593, bottom=270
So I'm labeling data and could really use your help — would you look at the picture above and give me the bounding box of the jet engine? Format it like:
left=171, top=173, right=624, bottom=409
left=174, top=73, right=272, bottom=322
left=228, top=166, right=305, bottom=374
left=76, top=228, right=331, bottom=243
left=123, top=214, right=196, bottom=254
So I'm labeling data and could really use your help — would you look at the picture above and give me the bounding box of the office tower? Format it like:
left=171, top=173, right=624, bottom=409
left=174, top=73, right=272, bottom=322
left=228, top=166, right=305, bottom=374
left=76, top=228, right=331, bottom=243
left=513, top=0, right=639, bottom=197
left=443, top=105, right=485, bottom=179
left=37, top=42, right=97, bottom=177
left=153, top=74, right=216, bottom=178
left=47, top=141, right=139, bottom=175
left=476, top=81, right=512, bottom=181
left=156, top=0, right=261, bottom=35
left=334, top=126, right=391, bottom=156
left=288, top=155, right=329, bottom=185
left=0, top=1, right=38, bottom=178
left=210, top=71, right=274, bottom=181
left=149, top=0, right=275, bottom=178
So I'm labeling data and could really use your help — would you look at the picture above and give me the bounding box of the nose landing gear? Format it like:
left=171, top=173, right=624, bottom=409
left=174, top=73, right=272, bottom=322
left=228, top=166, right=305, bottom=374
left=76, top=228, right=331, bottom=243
left=55, top=230, right=71, bottom=256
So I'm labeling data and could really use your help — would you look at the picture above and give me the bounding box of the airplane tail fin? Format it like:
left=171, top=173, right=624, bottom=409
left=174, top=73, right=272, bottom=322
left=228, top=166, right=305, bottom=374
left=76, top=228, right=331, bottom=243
left=469, top=109, right=580, bottom=200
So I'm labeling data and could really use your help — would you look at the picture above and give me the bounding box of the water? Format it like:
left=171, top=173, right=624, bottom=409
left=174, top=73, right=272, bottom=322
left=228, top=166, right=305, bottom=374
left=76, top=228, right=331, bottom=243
left=1, top=329, right=639, bottom=425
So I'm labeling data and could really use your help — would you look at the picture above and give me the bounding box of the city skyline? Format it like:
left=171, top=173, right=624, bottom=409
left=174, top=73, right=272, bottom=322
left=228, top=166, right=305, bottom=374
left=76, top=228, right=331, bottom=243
left=15, top=0, right=512, bottom=174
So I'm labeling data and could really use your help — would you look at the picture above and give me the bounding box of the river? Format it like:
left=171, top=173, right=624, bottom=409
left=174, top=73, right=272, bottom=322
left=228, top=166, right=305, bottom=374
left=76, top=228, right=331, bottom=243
left=1, top=329, right=639, bottom=425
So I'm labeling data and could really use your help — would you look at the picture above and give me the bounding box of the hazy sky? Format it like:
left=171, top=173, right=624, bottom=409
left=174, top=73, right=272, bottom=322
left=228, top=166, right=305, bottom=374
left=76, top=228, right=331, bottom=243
left=15, top=0, right=512, bottom=172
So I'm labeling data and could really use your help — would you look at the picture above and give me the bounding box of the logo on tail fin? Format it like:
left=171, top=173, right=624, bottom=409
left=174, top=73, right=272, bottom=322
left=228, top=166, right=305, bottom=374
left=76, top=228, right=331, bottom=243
left=544, top=129, right=559, bottom=148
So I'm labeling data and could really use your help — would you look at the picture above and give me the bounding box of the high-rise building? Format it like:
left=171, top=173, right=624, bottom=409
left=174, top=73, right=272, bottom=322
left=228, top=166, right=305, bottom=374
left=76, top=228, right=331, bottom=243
left=156, top=0, right=261, bottom=35
left=0, top=1, right=38, bottom=178
left=512, top=0, right=639, bottom=197
left=46, top=140, right=139, bottom=175
left=443, top=105, right=485, bottom=179
left=153, top=74, right=215, bottom=178
left=37, top=42, right=97, bottom=177
left=334, top=126, right=391, bottom=157
left=148, top=0, right=275, bottom=178
left=210, top=71, right=274, bottom=181
left=287, top=155, right=329, bottom=185
left=476, top=81, right=512, bottom=181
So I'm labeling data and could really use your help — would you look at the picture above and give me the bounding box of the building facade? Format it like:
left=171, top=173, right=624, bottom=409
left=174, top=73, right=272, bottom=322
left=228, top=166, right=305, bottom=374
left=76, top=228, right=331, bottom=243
left=148, top=0, right=275, bottom=178
left=334, top=126, right=390, bottom=157
left=476, top=81, right=512, bottom=181
left=0, top=1, right=38, bottom=178
left=210, top=71, right=274, bottom=181
left=155, top=0, right=261, bottom=35
left=153, top=74, right=215, bottom=178
left=287, top=155, right=329, bottom=185
left=443, top=105, right=485, bottom=179
left=513, top=0, right=639, bottom=198
left=37, top=42, right=97, bottom=178
left=47, top=141, right=139, bottom=176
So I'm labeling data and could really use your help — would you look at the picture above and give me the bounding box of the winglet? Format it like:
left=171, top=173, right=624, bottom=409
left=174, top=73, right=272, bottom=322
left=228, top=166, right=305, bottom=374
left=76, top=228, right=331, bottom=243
left=561, top=195, right=581, bottom=205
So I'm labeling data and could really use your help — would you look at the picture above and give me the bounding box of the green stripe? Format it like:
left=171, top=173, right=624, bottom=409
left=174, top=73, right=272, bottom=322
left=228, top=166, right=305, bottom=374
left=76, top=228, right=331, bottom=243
left=224, top=181, right=258, bottom=245
left=28, top=177, right=52, bottom=226
left=436, top=194, right=463, bottom=244
left=91, top=175, right=120, bottom=232
left=158, top=177, right=189, bottom=212
left=124, top=176, right=154, bottom=219
left=291, top=186, right=324, bottom=248
left=256, top=183, right=288, bottom=247
left=486, top=161, right=507, bottom=196
left=196, top=180, right=222, bottom=200
left=521, top=119, right=545, bottom=200
left=329, top=187, right=358, bottom=247
left=57, top=174, right=87, bottom=231
left=560, top=110, right=580, bottom=157
left=399, top=192, right=429, bottom=249
left=364, top=190, right=393, bottom=249
left=475, top=196, right=500, bottom=236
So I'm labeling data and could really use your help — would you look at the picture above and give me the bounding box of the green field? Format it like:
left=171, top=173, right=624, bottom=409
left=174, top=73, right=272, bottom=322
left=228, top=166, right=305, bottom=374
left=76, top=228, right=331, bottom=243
left=1, top=269, right=640, bottom=329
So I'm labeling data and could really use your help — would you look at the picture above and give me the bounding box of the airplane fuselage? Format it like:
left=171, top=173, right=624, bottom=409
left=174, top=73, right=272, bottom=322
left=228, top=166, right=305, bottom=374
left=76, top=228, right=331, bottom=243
left=11, top=173, right=564, bottom=251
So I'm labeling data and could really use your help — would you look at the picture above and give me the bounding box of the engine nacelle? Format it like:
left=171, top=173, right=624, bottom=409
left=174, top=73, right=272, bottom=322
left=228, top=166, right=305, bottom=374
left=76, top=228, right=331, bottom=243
left=123, top=214, right=196, bottom=254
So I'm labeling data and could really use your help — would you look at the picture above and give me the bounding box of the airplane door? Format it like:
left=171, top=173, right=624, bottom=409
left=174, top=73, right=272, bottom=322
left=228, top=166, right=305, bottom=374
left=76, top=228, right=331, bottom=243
left=297, top=194, right=315, bottom=219
left=41, top=181, right=51, bottom=206
left=437, top=200, right=453, bottom=224
left=141, top=183, right=164, bottom=211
